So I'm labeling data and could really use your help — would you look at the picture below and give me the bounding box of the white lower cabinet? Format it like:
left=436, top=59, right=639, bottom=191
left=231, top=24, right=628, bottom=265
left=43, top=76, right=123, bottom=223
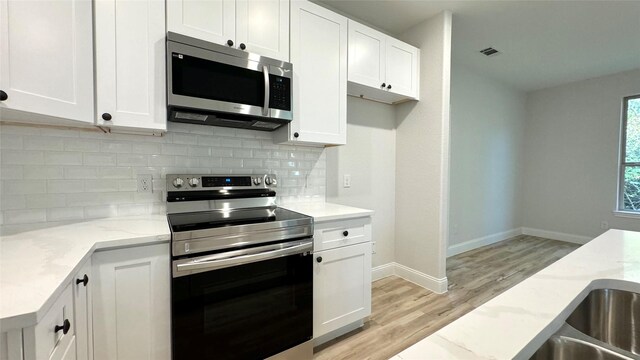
left=91, top=243, right=170, bottom=360
left=313, top=216, right=372, bottom=343
left=73, top=259, right=92, bottom=360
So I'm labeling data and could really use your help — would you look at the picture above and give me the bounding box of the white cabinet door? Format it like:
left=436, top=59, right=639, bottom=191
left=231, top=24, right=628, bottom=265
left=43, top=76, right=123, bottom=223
left=385, top=37, right=419, bottom=99
left=92, top=244, right=170, bottom=360
left=236, top=0, right=289, bottom=61
left=167, top=0, right=235, bottom=46
left=347, top=20, right=385, bottom=90
left=94, top=0, right=166, bottom=133
left=276, top=0, right=347, bottom=146
left=0, top=0, right=93, bottom=124
left=73, top=259, right=92, bottom=360
left=52, top=336, right=76, bottom=360
left=313, top=242, right=372, bottom=338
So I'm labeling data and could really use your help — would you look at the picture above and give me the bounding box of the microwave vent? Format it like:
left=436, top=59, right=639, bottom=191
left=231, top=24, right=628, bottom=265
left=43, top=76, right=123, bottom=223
left=175, top=112, right=208, bottom=121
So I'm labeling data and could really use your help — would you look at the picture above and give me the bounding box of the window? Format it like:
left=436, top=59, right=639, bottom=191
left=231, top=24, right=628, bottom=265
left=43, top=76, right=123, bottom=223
left=619, top=95, right=640, bottom=211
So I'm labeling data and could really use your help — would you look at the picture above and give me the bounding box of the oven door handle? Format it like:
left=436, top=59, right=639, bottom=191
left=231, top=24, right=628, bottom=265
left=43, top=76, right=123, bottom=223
left=262, top=65, right=270, bottom=116
left=174, top=240, right=312, bottom=275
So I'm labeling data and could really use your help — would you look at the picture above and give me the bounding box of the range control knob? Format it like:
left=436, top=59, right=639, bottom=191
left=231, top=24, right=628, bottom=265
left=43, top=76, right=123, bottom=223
left=188, top=178, right=200, bottom=187
left=265, top=177, right=277, bottom=186
left=173, top=177, right=184, bottom=188
left=253, top=177, right=262, bottom=185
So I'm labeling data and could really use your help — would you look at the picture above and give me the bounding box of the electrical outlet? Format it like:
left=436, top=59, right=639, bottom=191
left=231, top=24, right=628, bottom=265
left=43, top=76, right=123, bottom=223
left=372, top=241, right=376, bottom=254
left=343, top=174, right=351, bottom=188
left=600, top=221, right=609, bottom=230
left=137, top=174, right=153, bottom=193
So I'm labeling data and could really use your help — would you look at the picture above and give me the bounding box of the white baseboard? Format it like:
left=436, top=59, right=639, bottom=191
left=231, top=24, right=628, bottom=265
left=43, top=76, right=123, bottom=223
left=521, top=227, right=592, bottom=244
left=447, top=227, right=523, bottom=257
left=372, top=263, right=395, bottom=281
left=371, top=262, right=448, bottom=294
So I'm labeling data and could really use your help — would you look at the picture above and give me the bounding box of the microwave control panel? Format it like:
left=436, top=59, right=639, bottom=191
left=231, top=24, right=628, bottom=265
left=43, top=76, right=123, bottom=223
left=269, top=75, right=291, bottom=111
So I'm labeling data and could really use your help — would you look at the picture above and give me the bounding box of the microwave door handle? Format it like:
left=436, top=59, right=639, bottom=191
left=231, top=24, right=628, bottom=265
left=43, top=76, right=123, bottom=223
left=262, top=65, right=270, bottom=116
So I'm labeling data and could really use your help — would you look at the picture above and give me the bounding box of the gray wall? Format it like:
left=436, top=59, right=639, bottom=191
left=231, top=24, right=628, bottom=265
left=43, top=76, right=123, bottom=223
left=326, top=96, right=396, bottom=267
left=448, top=63, right=526, bottom=248
left=523, top=68, right=640, bottom=238
left=395, top=11, right=452, bottom=281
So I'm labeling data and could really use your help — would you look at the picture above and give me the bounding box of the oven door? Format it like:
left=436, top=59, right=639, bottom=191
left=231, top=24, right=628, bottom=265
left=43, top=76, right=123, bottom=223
left=167, top=41, right=292, bottom=121
left=171, top=239, right=313, bottom=360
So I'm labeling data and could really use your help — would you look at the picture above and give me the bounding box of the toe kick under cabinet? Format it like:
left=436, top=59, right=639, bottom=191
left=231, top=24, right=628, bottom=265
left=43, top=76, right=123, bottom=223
left=313, top=216, right=372, bottom=345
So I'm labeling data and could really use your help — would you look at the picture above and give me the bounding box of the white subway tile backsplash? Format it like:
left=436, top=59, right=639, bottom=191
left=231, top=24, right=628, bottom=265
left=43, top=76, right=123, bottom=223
left=2, top=150, right=44, bottom=165
left=150, top=154, right=175, bottom=167
left=64, top=138, right=101, bottom=152
left=117, top=153, right=148, bottom=167
left=44, top=151, right=83, bottom=165
left=101, top=142, right=132, bottom=153
left=64, top=166, right=98, bottom=179
left=23, top=166, right=64, bottom=179
left=84, top=153, right=118, bottom=166
left=1, top=134, right=23, bottom=149
left=47, top=180, right=85, bottom=193
left=0, top=195, right=26, bottom=210
left=3, top=180, right=47, bottom=195
left=47, top=207, right=84, bottom=222
left=84, top=179, right=119, bottom=193
left=1, top=122, right=326, bottom=234
left=1, top=165, right=23, bottom=179
left=26, top=194, right=66, bottom=208
left=98, top=167, right=132, bottom=179
left=161, top=144, right=189, bottom=156
left=3, top=209, right=47, bottom=224
left=24, top=136, right=64, bottom=151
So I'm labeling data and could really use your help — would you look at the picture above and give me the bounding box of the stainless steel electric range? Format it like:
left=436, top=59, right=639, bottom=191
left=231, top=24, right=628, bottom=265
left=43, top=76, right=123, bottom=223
left=166, top=174, right=314, bottom=360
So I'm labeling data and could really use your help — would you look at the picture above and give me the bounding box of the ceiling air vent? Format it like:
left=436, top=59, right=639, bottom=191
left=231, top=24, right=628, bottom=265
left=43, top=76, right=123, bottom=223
left=479, top=47, right=500, bottom=57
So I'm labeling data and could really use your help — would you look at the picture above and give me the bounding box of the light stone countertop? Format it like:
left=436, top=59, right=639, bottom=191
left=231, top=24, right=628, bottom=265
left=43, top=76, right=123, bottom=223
left=0, top=215, right=170, bottom=331
left=392, top=229, right=640, bottom=360
left=282, top=202, right=374, bottom=222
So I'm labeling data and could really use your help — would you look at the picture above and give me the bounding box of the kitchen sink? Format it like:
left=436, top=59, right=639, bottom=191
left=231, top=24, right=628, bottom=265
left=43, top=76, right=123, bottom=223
left=566, top=288, right=640, bottom=355
left=528, top=288, right=640, bottom=360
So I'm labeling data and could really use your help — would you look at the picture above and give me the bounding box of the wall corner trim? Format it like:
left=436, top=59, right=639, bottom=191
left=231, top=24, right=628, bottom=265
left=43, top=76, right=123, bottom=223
left=371, top=262, right=448, bottom=294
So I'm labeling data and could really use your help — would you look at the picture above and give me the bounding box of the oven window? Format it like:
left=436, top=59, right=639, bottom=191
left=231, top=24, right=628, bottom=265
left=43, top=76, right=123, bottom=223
left=172, top=53, right=264, bottom=107
left=172, top=253, right=312, bottom=360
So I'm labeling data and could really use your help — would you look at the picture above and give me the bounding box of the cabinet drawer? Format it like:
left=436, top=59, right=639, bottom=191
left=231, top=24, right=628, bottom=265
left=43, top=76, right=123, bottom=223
left=314, top=217, right=371, bottom=251
left=24, top=283, right=75, bottom=360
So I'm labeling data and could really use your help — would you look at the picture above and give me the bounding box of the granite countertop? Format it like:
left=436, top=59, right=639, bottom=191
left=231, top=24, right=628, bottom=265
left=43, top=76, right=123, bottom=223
left=391, top=229, right=640, bottom=360
left=0, top=215, right=170, bottom=331
left=282, top=202, right=374, bottom=222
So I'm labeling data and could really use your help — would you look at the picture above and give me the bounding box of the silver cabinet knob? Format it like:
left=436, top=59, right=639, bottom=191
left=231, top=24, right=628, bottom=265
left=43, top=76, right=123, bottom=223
left=188, top=178, right=199, bottom=187
left=173, top=178, right=184, bottom=188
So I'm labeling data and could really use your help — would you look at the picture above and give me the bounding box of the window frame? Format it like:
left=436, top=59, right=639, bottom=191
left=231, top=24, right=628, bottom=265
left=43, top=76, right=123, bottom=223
left=617, top=94, right=640, bottom=212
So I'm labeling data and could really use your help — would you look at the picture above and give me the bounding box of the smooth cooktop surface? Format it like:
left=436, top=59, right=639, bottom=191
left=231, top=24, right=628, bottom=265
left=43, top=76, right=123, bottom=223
left=168, top=207, right=309, bottom=233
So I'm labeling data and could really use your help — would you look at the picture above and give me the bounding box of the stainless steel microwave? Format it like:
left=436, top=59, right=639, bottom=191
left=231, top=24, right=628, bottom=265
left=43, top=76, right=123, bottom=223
left=166, top=32, right=292, bottom=131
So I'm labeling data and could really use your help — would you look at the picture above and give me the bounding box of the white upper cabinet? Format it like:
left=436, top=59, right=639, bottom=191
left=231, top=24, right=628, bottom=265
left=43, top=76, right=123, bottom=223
left=348, top=20, right=385, bottom=90
left=385, top=37, right=419, bottom=98
left=0, top=0, right=94, bottom=125
left=167, top=0, right=289, bottom=61
left=95, top=0, right=167, bottom=134
left=167, top=0, right=236, bottom=46
left=235, top=0, right=289, bottom=60
left=274, top=0, right=347, bottom=146
left=347, top=19, right=420, bottom=104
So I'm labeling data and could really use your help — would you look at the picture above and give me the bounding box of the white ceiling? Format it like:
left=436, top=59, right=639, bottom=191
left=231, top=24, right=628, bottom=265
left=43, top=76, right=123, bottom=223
left=318, top=0, right=640, bottom=91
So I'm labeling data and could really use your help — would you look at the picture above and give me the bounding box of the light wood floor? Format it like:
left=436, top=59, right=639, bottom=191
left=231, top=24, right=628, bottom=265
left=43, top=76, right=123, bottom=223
left=313, top=235, right=580, bottom=360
